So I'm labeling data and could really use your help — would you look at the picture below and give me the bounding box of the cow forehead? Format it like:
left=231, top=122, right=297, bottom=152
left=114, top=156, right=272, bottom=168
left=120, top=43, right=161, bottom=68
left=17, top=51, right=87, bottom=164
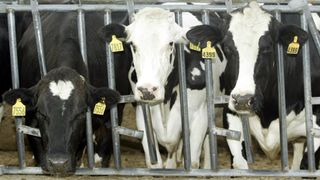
left=49, top=80, right=74, bottom=100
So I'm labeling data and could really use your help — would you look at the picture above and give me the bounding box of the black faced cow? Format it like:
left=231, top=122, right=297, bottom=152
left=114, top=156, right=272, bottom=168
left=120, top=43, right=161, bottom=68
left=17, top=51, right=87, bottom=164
left=187, top=2, right=320, bottom=170
left=100, top=7, right=227, bottom=169
left=3, top=11, right=131, bottom=175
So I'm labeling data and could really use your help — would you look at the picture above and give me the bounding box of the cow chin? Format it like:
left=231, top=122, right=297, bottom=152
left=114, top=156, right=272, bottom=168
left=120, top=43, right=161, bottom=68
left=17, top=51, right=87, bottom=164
left=228, top=100, right=254, bottom=115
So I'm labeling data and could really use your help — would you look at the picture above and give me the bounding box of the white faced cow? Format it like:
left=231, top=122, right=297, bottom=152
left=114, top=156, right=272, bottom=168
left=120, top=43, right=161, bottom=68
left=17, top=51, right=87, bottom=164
left=100, top=7, right=226, bottom=168
left=187, top=2, right=320, bottom=170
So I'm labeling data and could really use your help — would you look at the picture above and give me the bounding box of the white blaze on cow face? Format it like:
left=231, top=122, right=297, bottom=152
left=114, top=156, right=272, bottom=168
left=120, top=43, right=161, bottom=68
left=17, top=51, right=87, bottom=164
left=49, top=80, right=74, bottom=100
left=228, top=2, right=272, bottom=113
left=126, top=8, right=194, bottom=102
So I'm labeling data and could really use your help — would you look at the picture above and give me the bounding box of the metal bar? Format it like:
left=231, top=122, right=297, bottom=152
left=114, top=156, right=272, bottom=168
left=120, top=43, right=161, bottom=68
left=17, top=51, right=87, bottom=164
left=104, top=10, right=121, bottom=169
left=301, top=12, right=316, bottom=172
left=7, top=8, right=26, bottom=169
left=213, top=127, right=241, bottom=141
left=126, top=0, right=134, bottom=23
left=141, top=104, right=158, bottom=164
left=202, top=10, right=218, bottom=171
left=305, top=7, right=320, bottom=58
left=115, top=126, right=144, bottom=139
left=175, top=10, right=191, bottom=171
left=77, top=8, right=94, bottom=169
left=18, top=125, right=41, bottom=137
left=275, top=10, right=289, bottom=171
left=225, top=0, right=232, bottom=13
left=30, top=0, right=47, bottom=76
left=311, top=97, right=320, bottom=105
left=240, top=115, right=254, bottom=163
left=311, top=128, right=320, bottom=138
left=2, top=167, right=320, bottom=177
left=4, top=4, right=320, bottom=13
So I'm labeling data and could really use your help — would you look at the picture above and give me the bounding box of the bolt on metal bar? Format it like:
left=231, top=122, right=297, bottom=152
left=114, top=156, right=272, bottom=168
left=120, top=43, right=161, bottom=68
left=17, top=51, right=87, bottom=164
left=301, top=11, right=316, bottom=172
left=141, top=104, right=158, bottom=164
left=77, top=8, right=94, bottom=169
left=104, top=10, right=122, bottom=169
left=275, top=10, right=289, bottom=171
left=175, top=10, right=191, bottom=171
left=202, top=10, right=218, bottom=171
left=7, top=8, right=26, bottom=169
left=240, top=115, right=254, bottom=163
left=30, top=0, right=47, bottom=76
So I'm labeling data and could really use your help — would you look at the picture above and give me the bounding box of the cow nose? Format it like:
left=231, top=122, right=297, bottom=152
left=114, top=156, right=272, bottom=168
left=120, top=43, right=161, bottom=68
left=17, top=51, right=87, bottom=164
left=137, top=86, right=157, bottom=100
left=47, top=155, right=69, bottom=173
left=231, top=94, right=254, bottom=111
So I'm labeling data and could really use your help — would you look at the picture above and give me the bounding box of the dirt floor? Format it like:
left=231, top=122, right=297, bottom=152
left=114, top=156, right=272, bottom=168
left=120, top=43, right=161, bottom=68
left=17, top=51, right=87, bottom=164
left=0, top=104, right=307, bottom=179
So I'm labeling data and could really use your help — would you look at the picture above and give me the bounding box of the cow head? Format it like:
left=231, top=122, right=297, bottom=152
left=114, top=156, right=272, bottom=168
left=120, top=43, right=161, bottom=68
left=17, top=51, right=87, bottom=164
left=100, top=7, right=187, bottom=103
left=3, top=67, right=120, bottom=175
left=187, top=2, right=308, bottom=115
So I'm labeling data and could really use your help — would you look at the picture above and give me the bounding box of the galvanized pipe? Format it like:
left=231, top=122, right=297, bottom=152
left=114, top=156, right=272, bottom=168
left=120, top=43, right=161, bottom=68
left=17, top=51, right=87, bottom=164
left=175, top=10, right=191, bottom=171
left=104, top=10, right=122, bottom=169
left=7, top=8, right=26, bottom=169
left=77, top=8, right=94, bottom=169
left=30, top=0, right=47, bottom=77
left=275, top=10, right=289, bottom=171
left=141, top=104, right=158, bottom=164
left=240, top=115, right=254, bottom=163
left=202, top=10, right=218, bottom=171
left=126, top=0, right=134, bottom=23
left=301, top=12, right=316, bottom=172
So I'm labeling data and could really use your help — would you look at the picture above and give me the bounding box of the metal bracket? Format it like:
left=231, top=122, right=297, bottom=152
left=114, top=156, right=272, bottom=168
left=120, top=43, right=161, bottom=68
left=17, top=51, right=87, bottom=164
left=115, top=126, right=144, bottom=139
left=212, top=127, right=241, bottom=141
left=17, top=125, right=41, bottom=137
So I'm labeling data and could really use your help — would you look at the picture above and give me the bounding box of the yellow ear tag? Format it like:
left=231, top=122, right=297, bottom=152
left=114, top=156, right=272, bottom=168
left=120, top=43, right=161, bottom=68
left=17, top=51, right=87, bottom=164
left=287, top=36, right=300, bottom=55
left=202, top=41, right=216, bottom=59
left=93, top=98, right=106, bottom=115
left=189, top=42, right=201, bottom=52
left=12, top=98, right=26, bottom=117
left=110, top=35, right=124, bottom=53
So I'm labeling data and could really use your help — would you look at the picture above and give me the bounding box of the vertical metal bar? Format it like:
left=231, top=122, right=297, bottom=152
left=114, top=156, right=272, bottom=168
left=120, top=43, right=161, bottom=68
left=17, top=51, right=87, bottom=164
left=7, top=8, right=26, bottom=169
left=141, top=104, right=158, bottom=164
left=240, top=115, right=254, bottom=163
left=175, top=10, right=191, bottom=171
left=30, top=0, right=47, bottom=77
left=126, top=0, right=135, bottom=23
left=104, top=10, right=122, bottom=169
left=275, top=10, right=289, bottom=171
left=225, top=0, right=233, bottom=13
left=77, top=8, right=94, bottom=169
left=202, top=10, right=218, bottom=171
left=301, top=12, right=316, bottom=172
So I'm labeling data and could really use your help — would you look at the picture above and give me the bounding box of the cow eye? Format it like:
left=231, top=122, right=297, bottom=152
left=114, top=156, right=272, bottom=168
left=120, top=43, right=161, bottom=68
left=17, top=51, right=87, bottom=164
left=169, top=42, right=174, bottom=46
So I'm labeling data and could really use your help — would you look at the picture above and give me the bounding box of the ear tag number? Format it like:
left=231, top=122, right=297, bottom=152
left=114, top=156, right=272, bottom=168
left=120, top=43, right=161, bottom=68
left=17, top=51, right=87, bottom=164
left=287, top=36, right=300, bottom=55
left=110, top=35, right=124, bottom=52
left=12, top=98, right=26, bottom=117
left=189, top=42, right=201, bottom=52
left=202, top=41, right=216, bottom=59
left=93, top=98, right=106, bottom=115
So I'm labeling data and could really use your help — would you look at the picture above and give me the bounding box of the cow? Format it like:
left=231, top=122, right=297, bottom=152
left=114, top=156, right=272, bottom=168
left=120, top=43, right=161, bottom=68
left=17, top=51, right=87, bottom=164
left=187, top=1, right=320, bottom=170
left=2, top=11, right=131, bottom=175
left=99, top=7, right=227, bottom=169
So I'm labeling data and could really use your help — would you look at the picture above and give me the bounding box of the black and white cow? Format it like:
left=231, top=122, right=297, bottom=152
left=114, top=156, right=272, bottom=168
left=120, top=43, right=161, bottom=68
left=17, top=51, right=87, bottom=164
left=100, top=7, right=226, bottom=168
left=3, top=11, right=131, bottom=175
left=187, top=2, right=320, bottom=169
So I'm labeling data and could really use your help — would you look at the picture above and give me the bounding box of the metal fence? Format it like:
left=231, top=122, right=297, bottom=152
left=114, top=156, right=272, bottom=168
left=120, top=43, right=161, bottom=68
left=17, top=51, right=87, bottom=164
left=1, top=0, right=320, bottom=177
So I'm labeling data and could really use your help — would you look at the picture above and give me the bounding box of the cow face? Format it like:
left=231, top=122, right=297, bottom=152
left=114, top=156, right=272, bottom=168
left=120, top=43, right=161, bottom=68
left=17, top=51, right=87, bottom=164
left=3, top=67, right=120, bottom=174
left=100, top=8, right=186, bottom=103
left=187, top=2, right=308, bottom=115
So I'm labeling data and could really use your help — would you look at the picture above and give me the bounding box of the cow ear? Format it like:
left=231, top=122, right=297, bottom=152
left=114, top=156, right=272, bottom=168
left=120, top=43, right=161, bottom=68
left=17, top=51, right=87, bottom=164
left=186, top=25, right=224, bottom=48
left=278, top=24, right=308, bottom=46
left=98, top=23, right=127, bottom=43
left=2, top=87, right=36, bottom=110
left=87, top=85, right=120, bottom=110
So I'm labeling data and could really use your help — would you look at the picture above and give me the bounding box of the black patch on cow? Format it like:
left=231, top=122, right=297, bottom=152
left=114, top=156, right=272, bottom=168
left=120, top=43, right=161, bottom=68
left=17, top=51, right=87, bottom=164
left=130, top=64, right=137, bottom=84
left=170, top=91, right=177, bottom=110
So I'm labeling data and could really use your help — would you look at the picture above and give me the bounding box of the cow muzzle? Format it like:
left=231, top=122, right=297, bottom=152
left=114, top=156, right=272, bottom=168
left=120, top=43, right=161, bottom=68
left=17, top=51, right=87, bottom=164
left=135, top=84, right=163, bottom=102
left=230, top=93, right=254, bottom=113
left=46, top=154, right=73, bottom=175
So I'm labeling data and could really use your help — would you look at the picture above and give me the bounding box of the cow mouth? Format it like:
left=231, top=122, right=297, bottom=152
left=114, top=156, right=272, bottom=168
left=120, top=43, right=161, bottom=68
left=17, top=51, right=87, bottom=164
left=137, top=98, right=164, bottom=105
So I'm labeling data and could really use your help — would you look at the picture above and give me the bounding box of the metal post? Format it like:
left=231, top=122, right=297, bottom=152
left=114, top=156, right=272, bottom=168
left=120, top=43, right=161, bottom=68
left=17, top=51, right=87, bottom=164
left=301, top=12, right=316, bottom=172
left=175, top=10, right=191, bottom=171
left=77, top=8, right=94, bottom=169
left=30, top=0, right=47, bottom=77
left=240, top=115, right=254, bottom=163
left=141, top=104, right=158, bottom=164
left=202, top=10, right=218, bottom=171
left=126, top=0, right=135, bottom=23
left=275, top=10, right=289, bottom=171
left=7, top=8, right=26, bottom=169
left=104, top=10, right=121, bottom=169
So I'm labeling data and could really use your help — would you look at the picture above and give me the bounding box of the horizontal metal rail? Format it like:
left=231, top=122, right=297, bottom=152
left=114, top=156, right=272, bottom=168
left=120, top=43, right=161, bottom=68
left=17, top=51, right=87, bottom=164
left=1, top=167, right=320, bottom=177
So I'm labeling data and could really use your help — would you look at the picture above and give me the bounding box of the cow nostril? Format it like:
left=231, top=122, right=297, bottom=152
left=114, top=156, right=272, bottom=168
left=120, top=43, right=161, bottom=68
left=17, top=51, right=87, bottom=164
left=152, top=87, right=158, bottom=92
left=137, top=87, right=144, bottom=92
